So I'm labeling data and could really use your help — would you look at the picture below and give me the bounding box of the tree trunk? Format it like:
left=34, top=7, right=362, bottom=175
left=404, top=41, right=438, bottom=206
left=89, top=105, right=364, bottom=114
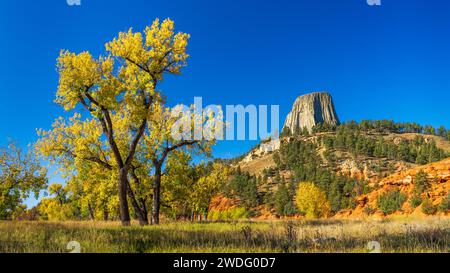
left=141, top=202, right=149, bottom=226
left=152, top=166, right=162, bottom=225
left=119, top=168, right=131, bottom=226
left=132, top=201, right=149, bottom=226
left=87, top=203, right=95, bottom=220
left=139, top=213, right=149, bottom=226
left=126, top=180, right=149, bottom=226
left=103, top=209, right=109, bottom=221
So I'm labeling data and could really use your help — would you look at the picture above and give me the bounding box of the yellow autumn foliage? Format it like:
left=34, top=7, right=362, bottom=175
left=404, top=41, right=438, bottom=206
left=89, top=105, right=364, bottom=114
left=295, top=182, right=330, bottom=219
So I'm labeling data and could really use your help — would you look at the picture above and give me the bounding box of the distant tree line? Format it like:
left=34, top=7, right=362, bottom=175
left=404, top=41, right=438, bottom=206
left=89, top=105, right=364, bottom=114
left=281, top=119, right=450, bottom=141
left=321, top=128, right=449, bottom=165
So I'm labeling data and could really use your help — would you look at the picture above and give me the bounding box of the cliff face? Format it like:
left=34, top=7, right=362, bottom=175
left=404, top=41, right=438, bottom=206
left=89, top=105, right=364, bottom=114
left=283, top=92, right=340, bottom=133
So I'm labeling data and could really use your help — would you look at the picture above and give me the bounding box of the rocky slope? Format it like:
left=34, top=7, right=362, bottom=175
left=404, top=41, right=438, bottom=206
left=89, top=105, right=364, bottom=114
left=235, top=131, right=450, bottom=219
left=283, top=92, right=340, bottom=133
left=338, top=158, right=450, bottom=218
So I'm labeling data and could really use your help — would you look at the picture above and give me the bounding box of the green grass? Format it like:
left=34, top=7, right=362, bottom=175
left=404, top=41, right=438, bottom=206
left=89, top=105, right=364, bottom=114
left=0, top=217, right=449, bottom=253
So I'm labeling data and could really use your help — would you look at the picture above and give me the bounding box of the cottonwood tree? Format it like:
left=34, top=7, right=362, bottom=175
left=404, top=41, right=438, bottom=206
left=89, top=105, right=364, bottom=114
left=190, top=162, right=230, bottom=220
left=0, top=143, right=47, bottom=219
left=38, top=183, right=76, bottom=221
left=36, top=102, right=222, bottom=225
left=36, top=114, right=117, bottom=220
left=37, top=113, right=153, bottom=224
left=41, top=18, right=190, bottom=226
left=67, top=160, right=118, bottom=221
left=162, top=153, right=229, bottom=221
left=143, top=102, right=223, bottom=224
left=295, top=182, right=330, bottom=219
left=162, top=151, right=203, bottom=220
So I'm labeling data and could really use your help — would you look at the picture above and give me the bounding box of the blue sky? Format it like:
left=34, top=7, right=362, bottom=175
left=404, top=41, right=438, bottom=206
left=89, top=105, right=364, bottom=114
left=1, top=0, right=450, bottom=206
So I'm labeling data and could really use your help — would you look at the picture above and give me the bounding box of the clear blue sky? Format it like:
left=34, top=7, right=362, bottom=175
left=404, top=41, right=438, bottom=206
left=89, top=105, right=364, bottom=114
left=1, top=0, right=450, bottom=205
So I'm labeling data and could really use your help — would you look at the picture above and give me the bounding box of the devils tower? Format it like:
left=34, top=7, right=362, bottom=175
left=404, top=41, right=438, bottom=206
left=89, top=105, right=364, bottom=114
left=283, top=92, right=340, bottom=133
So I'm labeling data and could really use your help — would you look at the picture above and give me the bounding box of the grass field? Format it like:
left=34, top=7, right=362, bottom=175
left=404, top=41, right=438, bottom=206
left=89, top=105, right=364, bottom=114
left=0, top=217, right=449, bottom=253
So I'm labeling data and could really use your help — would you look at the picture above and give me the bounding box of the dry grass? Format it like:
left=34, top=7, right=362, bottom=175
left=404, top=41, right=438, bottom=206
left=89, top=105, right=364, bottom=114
left=0, top=217, right=449, bottom=253
left=240, top=154, right=275, bottom=175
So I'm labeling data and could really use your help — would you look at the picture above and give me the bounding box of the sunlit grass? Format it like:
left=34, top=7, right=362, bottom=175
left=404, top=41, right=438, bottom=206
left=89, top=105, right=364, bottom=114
left=0, top=217, right=448, bottom=253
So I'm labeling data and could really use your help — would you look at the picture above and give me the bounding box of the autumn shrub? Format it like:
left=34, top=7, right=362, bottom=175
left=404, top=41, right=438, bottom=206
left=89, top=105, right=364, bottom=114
left=295, top=182, right=330, bottom=218
left=377, top=190, right=407, bottom=215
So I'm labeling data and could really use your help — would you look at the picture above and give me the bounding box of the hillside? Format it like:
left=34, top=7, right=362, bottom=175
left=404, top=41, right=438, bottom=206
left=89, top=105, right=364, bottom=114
left=387, top=133, right=450, bottom=153
left=239, top=132, right=450, bottom=180
left=338, top=158, right=450, bottom=218
left=240, top=153, right=275, bottom=176
left=231, top=128, right=450, bottom=219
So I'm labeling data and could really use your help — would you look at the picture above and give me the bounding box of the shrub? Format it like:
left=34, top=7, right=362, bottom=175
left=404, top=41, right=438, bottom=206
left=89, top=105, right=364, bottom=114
left=413, top=171, right=429, bottom=195
left=363, top=205, right=376, bottom=215
left=410, top=194, right=423, bottom=208
left=421, top=198, right=437, bottom=215
left=208, top=207, right=248, bottom=220
left=438, top=192, right=450, bottom=212
left=230, top=207, right=248, bottom=219
left=377, top=190, right=407, bottom=215
left=295, top=182, right=330, bottom=218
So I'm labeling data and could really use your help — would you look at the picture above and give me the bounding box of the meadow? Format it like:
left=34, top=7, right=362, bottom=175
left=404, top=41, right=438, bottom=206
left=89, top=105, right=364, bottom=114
left=0, top=217, right=449, bottom=253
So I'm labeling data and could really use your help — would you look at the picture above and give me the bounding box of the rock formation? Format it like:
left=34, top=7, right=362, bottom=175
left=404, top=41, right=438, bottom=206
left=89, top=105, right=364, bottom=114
left=283, top=92, right=340, bottom=133
left=242, top=139, right=280, bottom=163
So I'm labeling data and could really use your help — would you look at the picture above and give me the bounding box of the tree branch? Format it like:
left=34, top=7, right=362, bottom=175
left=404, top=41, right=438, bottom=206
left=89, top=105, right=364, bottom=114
left=159, top=140, right=199, bottom=165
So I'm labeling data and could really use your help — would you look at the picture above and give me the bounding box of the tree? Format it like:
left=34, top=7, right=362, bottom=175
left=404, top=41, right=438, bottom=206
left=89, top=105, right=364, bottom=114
left=423, top=125, right=436, bottom=135
left=38, top=183, right=79, bottom=221
left=191, top=163, right=230, bottom=220
left=161, top=154, right=229, bottom=221
left=48, top=183, right=68, bottom=205
left=413, top=170, right=429, bottom=195
left=377, top=190, right=407, bottom=215
left=36, top=115, right=122, bottom=221
left=438, top=126, right=447, bottom=138
left=71, top=160, right=119, bottom=221
left=39, top=18, right=190, bottom=226
left=274, top=181, right=296, bottom=216
left=0, top=143, right=47, bottom=220
left=161, top=151, right=199, bottom=219
left=295, top=182, right=330, bottom=218
left=143, top=101, right=222, bottom=224
left=226, top=169, right=259, bottom=209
